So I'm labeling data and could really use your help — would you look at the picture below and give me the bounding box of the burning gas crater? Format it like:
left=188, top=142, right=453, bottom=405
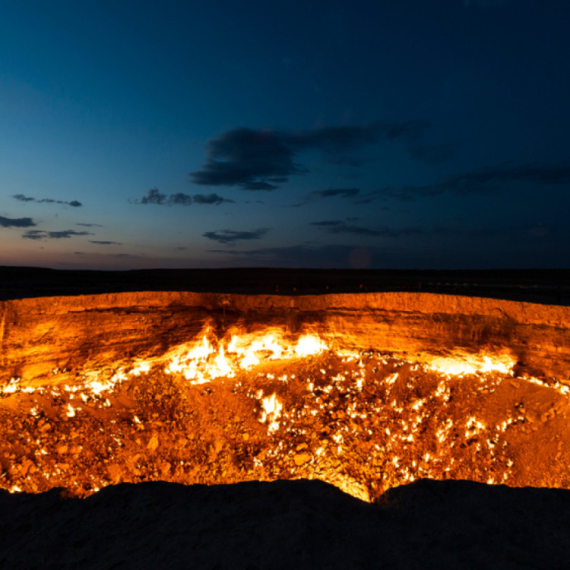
left=1, top=325, right=569, bottom=502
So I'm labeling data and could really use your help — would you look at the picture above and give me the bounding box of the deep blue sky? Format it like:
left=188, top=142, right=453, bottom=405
left=1, top=0, right=569, bottom=269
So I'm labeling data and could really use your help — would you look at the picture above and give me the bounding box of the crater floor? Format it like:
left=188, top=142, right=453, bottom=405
left=1, top=338, right=569, bottom=502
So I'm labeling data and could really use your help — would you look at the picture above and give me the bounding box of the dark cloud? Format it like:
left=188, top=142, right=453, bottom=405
left=168, top=192, right=193, bottom=206
left=22, top=230, right=91, bottom=240
left=74, top=252, right=85, bottom=255
left=138, top=188, right=233, bottom=206
left=386, top=162, right=570, bottom=201
left=89, top=240, right=122, bottom=245
left=202, top=228, right=269, bottom=244
left=190, top=121, right=429, bottom=191
left=193, top=193, right=234, bottom=205
left=191, top=127, right=302, bottom=191
left=0, top=215, right=36, bottom=228
left=311, top=221, right=424, bottom=237
left=13, top=194, right=82, bottom=207
left=77, top=223, right=104, bottom=227
left=140, top=188, right=167, bottom=205
left=21, top=230, right=45, bottom=240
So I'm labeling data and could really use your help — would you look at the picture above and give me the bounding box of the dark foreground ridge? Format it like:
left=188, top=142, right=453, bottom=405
left=1, top=479, right=569, bottom=569
left=1, top=266, right=570, bottom=304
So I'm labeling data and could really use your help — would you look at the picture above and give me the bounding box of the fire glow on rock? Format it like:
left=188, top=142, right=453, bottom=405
left=0, top=325, right=569, bottom=502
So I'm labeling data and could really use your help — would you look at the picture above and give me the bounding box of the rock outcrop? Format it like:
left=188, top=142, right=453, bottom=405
left=0, top=291, right=569, bottom=386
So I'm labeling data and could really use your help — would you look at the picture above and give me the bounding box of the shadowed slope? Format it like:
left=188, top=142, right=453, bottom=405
left=1, top=479, right=570, bottom=569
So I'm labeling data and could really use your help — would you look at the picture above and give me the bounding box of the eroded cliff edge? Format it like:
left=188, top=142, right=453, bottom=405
left=0, top=291, right=569, bottom=386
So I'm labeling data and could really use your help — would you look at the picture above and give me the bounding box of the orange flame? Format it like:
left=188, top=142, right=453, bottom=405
left=161, top=327, right=328, bottom=384
left=427, top=351, right=515, bottom=377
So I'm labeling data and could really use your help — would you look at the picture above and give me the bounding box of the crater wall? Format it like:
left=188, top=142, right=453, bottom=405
left=0, top=292, right=569, bottom=385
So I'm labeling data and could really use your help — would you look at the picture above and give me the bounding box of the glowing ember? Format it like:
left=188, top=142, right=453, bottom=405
left=260, top=393, right=283, bottom=433
left=427, top=352, right=516, bottom=377
left=294, top=334, right=328, bottom=358
left=0, top=323, right=568, bottom=503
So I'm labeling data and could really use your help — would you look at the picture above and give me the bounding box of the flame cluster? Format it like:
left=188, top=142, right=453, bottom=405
left=0, top=325, right=568, bottom=503
left=164, top=328, right=328, bottom=383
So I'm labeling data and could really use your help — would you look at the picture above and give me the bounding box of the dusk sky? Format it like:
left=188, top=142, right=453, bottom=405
left=1, top=0, right=569, bottom=270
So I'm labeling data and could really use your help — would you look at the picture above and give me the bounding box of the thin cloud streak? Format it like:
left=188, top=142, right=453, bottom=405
left=137, top=188, right=233, bottom=206
left=13, top=194, right=82, bottom=207
left=208, top=244, right=385, bottom=269
left=289, top=187, right=386, bottom=208
left=309, top=220, right=559, bottom=240
left=310, top=188, right=361, bottom=199
left=310, top=221, right=424, bottom=237
left=385, top=162, right=570, bottom=201
left=202, top=228, right=269, bottom=244
left=22, top=230, right=92, bottom=240
left=207, top=223, right=562, bottom=268
left=289, top=187, right=393, bottom=208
